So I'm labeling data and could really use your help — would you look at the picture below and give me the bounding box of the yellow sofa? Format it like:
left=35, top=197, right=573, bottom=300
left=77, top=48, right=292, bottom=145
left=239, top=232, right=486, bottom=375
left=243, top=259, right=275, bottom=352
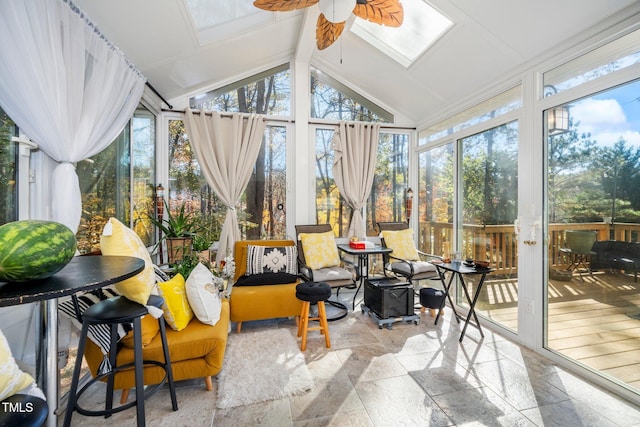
left=230, top=240, right=302, bottom=333
left=84, top=299, right=230, bottom=402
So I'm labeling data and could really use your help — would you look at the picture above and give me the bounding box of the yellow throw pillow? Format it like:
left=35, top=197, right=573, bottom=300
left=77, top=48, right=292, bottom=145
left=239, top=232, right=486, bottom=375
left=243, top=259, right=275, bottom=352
left=381, top=229, right=420, bottom=261
left=0, top=329, right=34, bottom=401
left=100, top=218, right=155, bottom=306
left=299, top=230, right=340, bottom=270
left=120, top=314, right=160, bottom=348
left=156, top=273, right=193, bottom=331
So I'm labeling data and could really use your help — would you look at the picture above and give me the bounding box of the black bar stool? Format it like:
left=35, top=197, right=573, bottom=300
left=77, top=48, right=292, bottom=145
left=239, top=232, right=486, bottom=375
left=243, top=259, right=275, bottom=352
left=63, top=295, right=177, bottom=427
left=296, top=282, right=332, bottom=351
left=0, top=394, right=48, bottom=426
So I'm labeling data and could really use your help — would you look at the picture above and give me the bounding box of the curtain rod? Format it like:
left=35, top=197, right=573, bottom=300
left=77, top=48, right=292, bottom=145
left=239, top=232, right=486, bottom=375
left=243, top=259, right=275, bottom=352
left=146, top=82, right=173, bottom=110
left=307, top=119, right=416, bottom=131
left=161, top=108, right=294, bottom=123
left=161, top=108, right=414, bottom=130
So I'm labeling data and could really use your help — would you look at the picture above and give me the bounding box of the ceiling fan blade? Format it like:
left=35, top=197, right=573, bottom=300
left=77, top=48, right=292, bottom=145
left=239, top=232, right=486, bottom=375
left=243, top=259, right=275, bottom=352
left=316, top=14, right=345, bottom=50
left=253, top=0, right=318, bottom=12
left=353, top=0, right=403, bottom=27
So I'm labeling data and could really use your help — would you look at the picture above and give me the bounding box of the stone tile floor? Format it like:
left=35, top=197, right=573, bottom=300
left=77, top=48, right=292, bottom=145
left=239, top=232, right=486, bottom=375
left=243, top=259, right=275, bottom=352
left=61, top=290, right=640, bottom=427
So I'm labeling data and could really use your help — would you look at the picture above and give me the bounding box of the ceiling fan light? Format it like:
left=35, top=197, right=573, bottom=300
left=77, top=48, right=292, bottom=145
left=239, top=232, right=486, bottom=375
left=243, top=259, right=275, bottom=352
left=318, top=0, right=356, bottom=23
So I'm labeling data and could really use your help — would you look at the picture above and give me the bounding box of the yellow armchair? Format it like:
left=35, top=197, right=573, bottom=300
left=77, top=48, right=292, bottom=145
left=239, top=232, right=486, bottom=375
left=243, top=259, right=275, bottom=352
left=230, top=240, right=302, bottom=333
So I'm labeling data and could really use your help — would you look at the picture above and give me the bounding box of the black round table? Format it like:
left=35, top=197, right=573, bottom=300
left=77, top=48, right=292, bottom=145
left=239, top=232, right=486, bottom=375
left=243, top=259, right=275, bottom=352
left=0, top=255, right=145, bottom=427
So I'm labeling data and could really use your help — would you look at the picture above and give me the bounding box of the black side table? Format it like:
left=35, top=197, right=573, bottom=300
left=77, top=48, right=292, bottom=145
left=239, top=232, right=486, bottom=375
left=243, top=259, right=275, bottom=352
left=433, top=262, right=493, bottom=342
left=0, top=256, right=145, bottom=427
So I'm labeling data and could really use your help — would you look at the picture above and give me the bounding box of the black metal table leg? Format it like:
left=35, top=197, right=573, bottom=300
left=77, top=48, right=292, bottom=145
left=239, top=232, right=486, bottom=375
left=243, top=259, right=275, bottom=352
left=458, top=273, right=487, bottom=342
left=352, top=254, right=369, bottom=310
left=434, top=268, right=460, bottom=326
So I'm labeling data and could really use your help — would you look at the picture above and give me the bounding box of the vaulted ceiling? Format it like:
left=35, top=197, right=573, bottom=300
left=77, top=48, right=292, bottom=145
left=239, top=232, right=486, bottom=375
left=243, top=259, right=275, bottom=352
left=74, top=0, right=639, bottom=125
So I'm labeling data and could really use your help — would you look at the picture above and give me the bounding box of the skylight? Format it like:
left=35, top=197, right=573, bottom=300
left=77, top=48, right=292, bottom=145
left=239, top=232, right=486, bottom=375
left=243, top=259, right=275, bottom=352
left=350, top=0, right=452, bottom=67
left=185, top=0, right=272, bottom=44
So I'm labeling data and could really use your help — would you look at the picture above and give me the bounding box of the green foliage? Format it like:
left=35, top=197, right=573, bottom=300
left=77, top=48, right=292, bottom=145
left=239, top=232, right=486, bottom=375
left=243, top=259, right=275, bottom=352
left=461, top=122, right=518, bottom=225
left=191, top=233, right=211, bottom=252
left=149, top=200, right=201, bottom=238
left=550, top=130, right=640, bottom=223
left=172, top=253, right=203, bottom=279
left=0, top=113, right=16, bottom=225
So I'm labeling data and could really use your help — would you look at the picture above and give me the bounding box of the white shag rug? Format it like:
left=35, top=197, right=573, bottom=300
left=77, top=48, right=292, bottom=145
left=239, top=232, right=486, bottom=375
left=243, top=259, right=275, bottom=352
left=216, top=328, right=314, bottom=409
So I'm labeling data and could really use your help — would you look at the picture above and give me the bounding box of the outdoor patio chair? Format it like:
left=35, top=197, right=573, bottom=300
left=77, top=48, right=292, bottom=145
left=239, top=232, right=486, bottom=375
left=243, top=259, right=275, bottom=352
left=295, top=224, right=358, bottom=318
left=560, top=230, right=597, bottom=279
left=377, top=222, right=442, bottom=285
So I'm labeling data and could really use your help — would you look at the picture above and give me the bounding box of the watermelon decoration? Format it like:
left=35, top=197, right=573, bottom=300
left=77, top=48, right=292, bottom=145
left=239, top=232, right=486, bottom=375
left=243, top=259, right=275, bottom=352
left=0, top=220, right=77, bottom=282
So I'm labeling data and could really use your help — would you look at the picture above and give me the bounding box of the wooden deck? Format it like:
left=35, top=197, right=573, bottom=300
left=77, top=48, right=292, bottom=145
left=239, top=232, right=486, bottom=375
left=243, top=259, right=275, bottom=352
left=473, top=269, right=640, bottom=389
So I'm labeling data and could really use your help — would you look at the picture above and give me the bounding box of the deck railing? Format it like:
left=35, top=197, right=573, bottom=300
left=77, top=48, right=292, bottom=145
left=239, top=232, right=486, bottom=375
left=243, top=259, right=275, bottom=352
left=417, top=221, right=640, bottom=275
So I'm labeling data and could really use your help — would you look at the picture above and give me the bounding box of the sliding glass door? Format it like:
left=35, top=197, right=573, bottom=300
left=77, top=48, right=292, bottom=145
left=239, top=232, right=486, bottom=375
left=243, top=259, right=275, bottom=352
left=545, top=79, right=640, bottom=391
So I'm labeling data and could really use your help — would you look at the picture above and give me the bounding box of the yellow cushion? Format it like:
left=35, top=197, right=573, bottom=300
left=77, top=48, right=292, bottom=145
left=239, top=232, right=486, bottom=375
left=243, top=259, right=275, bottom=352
left=120, top=314, right=160, bottom=348
left=156, top=273, right=193, bottom=331
left=0, top=329, right=33, bottom=400
left=381, top=229, right=420, bottom=261
left=100, top=218, right=155, bottom=305
left=299, top=230, right=340, bottom=270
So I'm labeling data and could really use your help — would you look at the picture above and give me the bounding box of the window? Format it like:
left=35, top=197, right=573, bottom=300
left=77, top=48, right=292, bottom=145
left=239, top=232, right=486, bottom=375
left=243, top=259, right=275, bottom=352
left=314, top=128, right=350, bottom=235
left=181, top=67, right=292, bottom=242
left=184, top=0, right=273, bottom=44
left=350, top=0, right=452, bottom=67
left=367, top=132, right=409, bottom=234
left=418, top=143, right=454, bottom=255
left=543, top=28, right=640, bottom=95
left=131, top=107, right=157, bottom=246
left=311, top=67, right=393, bottom=123
left=167, top=119, right=287, bottom=242
left=420, top=86, right=521, bottom=144
left=418, top=83, right=521, bottom=333
left=167, top=118, right=225, bottom=246
left=0, top=107, right=17, bottom=225
left=314, top=127, right=408, bottom=236
left=75, top=105, right=156, bottom=253
left=190, top=64, right=290, bottom=116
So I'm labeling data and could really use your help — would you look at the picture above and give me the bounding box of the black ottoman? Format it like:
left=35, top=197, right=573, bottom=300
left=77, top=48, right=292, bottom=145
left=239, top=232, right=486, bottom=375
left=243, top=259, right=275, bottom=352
left=419, top=287, right=445, bottom=309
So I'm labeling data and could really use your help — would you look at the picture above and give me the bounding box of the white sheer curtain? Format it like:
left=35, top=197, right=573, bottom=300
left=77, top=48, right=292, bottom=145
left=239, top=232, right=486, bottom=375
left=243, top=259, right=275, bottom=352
left=183, top=108, right=266, bottom=265
left=332, top=121, right=380, bottom=239
left=0, top=0, right=146, bottom=232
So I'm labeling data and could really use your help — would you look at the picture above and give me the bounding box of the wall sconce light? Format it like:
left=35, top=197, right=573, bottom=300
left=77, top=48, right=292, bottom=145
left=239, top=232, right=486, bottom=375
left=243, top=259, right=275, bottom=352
left=544, top=84, right=570, bottom=136
left=406, top=187, right=414, bottom=223
left=548, top=106, right=570, bottom=135
left=155, top=183, right=165, bottom=219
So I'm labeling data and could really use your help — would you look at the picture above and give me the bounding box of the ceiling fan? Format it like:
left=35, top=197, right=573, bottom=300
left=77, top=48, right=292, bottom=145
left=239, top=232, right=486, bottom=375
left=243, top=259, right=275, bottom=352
left=253, top=0, right=404, bottom=50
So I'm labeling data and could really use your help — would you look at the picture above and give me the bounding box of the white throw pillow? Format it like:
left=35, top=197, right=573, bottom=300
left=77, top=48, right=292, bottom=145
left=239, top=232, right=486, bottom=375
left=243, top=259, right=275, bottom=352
left=185, top=263, right=222, bottom=326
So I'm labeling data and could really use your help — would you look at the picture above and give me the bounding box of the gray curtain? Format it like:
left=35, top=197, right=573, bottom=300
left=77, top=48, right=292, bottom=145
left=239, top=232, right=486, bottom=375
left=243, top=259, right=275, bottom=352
left=183, top=109, right=266, bottom=265
left=332, top=121, right=380, bottom=239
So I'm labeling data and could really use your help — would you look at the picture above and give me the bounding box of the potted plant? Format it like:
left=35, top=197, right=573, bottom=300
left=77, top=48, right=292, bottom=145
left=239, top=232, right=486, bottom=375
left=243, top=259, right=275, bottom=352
left=148, top=201, right=201, bottom=264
